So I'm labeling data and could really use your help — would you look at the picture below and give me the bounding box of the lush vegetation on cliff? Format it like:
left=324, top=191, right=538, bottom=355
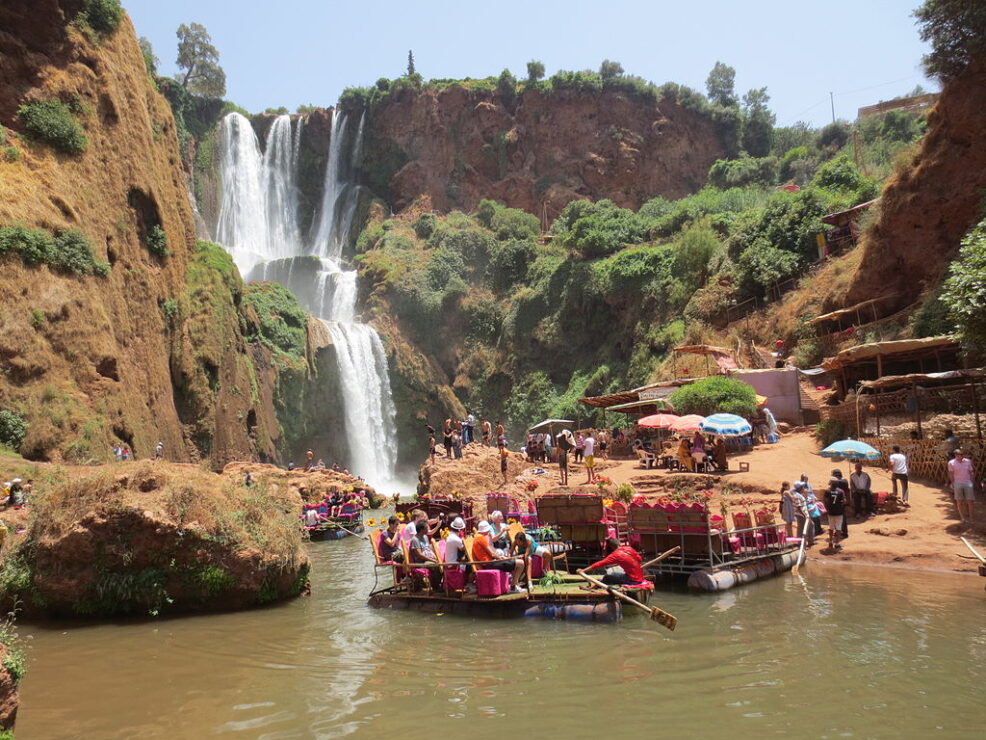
left=356, top=107, right=926, bottom=438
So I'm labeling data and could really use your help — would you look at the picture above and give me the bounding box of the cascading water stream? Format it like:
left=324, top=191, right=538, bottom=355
left=216, top=110, right=398, bottom=487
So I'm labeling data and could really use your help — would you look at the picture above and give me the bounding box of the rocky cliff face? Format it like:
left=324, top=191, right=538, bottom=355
left=0, top=2, right=299, bottom=466
left=361, top=85, right=727, bottom=217
left=845, top=60, right=986, bottom=312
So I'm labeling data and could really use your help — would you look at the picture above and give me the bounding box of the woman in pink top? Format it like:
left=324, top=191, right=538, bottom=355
left=948, top=448, right=976, bottom=523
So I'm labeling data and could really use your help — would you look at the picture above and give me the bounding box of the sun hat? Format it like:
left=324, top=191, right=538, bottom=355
left=11, top=479, right=21, bottom=484
left=477, top=521, right=492, bottom=534
left=451, top=516, right=466, bottom=530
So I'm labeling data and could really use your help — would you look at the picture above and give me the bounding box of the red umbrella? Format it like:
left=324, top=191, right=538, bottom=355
left=637, top=413, right=680, bottom=429
left=670, top=415, right=706, bottom=433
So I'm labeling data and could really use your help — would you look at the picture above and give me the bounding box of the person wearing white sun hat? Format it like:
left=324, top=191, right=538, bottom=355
left=445, top=517, right=467, bottom=571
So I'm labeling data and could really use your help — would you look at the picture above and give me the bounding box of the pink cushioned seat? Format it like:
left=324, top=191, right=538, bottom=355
left=476, top=570, right=504, bottom=597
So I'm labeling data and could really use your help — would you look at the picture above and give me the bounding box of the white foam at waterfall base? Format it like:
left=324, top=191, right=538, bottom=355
left=322, top=319, right=398, bottom=488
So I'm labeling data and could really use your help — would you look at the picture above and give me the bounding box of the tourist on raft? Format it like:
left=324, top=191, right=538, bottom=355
left=408, top=519, right=442, bottom=589
left=578, top=538, right=646, bottom=586
left=472, top=521, right=525, bottom=592
left=377, top=515, right=405, bottom=563
left=488, top=510, right=510, bottom=550
left=445, top=517, right=467, bottom=572
left=402, top=508, right=442, bottom=542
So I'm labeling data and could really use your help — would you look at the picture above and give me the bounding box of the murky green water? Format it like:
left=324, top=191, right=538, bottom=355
left=14, top=530, right=985, bottom=739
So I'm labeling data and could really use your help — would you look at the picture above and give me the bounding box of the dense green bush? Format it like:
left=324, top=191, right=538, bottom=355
left=0, top=410, right=27, bottom=450
left=668, top=376, right=757, bottom=418
left=497, top=69, right=518, bottom=110
left=0, top=225, right=108, bottom=276
left=526, top=60, right=545, bottom=82
left=146, top=225, right=171, bottom=258
left=707, top=156, right=778, bottom=189
left=552, top=199, right=650, bottom=257
left=17, top=100, right=87, bottom=154
left=649, top=187, right=765, bottom=238
left=77, top=0, right=123, bottom=34
left=486, top=239, right=537, bottom=292
left=942, top=217, right=986, bottom=357
left=476, top=200, right=539, bottom=241
left=241, top=283, right=308, bottom=357
left=413, top=213, right=438, bottom=240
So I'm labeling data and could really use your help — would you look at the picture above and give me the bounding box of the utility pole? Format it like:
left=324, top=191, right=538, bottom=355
left=830, top=92, right=836, bottom=123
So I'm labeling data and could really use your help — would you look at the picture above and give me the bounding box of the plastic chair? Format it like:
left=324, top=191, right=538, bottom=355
left=370, top=529, right=405, bottom=586
left=402, top=539, right=434, bottom=594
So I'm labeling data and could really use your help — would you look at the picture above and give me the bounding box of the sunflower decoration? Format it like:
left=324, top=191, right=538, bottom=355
left=440, top=527, right=450, bottom=539
left=602, top=499, right=615, bottom=508
left=507, top=518, right=517, bottom=525
left=395, top=512, right=406, bottom=522
left=366, top=518, right=378, bottom=528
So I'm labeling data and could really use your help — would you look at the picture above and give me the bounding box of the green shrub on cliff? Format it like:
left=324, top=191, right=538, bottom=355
left=0, top=410, right=27, bottom=452
left=76, top=0, right=123, bottom=34
left=551, top=199, right=650, bottom=257
left=17, top=100, right=87, bottom=155
left=942, top=218, right=986, bottom=357
left=476, top=199, right=539, bottom=241
left=0, top=226, right=108, bottom=276
left=242, top=283, right=308, bottom=358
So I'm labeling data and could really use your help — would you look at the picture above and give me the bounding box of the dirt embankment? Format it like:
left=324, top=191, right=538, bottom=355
left=0, top=2, right=292, bottom=467
left=363, top=85, right=726, bottom=215
left=845, top=59, right=986, bottom=313
left=0, top=460, right=316, bottom=618
left=0, top=643, right=17, bottom=732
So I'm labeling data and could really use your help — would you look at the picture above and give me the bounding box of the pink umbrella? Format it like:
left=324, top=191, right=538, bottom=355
left=637, top=413, right=680, bottom=429
left=669, top=414, right=706, bottom=433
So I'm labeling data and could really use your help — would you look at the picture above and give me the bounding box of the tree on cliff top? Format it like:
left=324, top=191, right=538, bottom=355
left=915, top=0, right=986, bottom=81
left=407, top=50, right=416, bottom=76
left=527, top=60, right=545, bottom=82
left=599, top=60, right=624, bottom=79
left=741, top=87, right=775, bottom=157
left=176, top=22, right=226, bottom=97
left=706, top=61, right=738, bottom=107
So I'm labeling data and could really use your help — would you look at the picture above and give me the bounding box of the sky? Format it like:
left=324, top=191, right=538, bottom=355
left=124, top=0, right=936, bottom=128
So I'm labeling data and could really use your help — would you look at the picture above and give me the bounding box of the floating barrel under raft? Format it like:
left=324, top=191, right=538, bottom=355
left=521, top=601, right=621, bottom=622
left=687, top=552, right=801, bottom=592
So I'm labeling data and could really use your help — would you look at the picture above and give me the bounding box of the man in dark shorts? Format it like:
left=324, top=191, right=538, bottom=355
left=556, top=430, right=573, bottom=486
left=499, top=443, right=509, bottom=486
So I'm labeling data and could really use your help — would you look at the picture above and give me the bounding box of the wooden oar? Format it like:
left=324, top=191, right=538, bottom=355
left=338, top=525, right=369, bottom=541
left=641, top=546, right=681, bottom=570
left=791, top=515, right=811, bottom=576
left=960, top=536, right=986, bottom=564
left=577, top=571, right=677, bottom=631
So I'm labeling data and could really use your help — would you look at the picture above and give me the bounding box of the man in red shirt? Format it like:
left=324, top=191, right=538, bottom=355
left=578, top=538, right=645, bottom=585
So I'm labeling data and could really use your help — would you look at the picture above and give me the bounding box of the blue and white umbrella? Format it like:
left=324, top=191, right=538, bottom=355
left=820, top=439, right=882, bottom=461
left=699, top=413, right=752, bottom=437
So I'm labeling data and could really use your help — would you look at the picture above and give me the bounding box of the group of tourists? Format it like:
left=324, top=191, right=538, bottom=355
left=301, top=488, right=369, bottom=527
left=428, top=416, right=506, bottom=463
left=670, top=433, right=727, bottom=472
left=376, top=507, right=565, bottom=593
left=778, top=465, right=873, bottom=551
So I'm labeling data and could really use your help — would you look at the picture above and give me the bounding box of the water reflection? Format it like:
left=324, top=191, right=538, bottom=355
left=14, top=537, right=985, bottom=738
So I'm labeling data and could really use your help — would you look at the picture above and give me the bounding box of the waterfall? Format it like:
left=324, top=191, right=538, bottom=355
left=310, top=110, right=366, bottom=260
left=216, top=109, right=399, bottom=488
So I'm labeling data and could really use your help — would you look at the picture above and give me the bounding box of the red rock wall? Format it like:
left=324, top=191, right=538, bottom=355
left=365, top=85, right=727, bottom=216
left=845, top=60, right=986, bottom=311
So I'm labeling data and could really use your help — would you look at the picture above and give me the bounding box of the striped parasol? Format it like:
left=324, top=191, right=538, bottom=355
left=699, top=413, right=753, bottom=437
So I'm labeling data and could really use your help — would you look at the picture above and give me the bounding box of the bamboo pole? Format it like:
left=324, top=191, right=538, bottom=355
left=973, top=382, right=983, bottom=442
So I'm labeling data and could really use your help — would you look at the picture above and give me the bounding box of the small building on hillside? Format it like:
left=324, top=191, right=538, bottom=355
left=816, top=199, right=878, bottom=259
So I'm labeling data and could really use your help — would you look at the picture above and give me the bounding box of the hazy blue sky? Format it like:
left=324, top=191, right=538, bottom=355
left=125, top=0, right=935, bottom=127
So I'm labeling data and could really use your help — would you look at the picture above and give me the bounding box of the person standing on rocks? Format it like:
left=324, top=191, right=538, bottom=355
left=889, top=445, right=909, bottom=506
left=482, top=418, right=492, bottom=447
left=154, top=441, right=164, bottom=460
left=948, top=448, right=976, bottom=524
left=499, top=442, right=509, bottom=487
left=443, top=423, right=453, bottom=459
left=495, top=421, right=505, bottom=447
left=464, top=411, right=476, bottom=446
left=452, top=428, right=463, bottom=459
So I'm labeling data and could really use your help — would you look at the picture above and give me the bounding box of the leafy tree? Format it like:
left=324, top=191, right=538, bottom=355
left=407, top=50, right=416, bottom=76
left=673, top=218, right=722, bottom=292
left=599, top=59, right=624, bottom=80
left=942, top=218, right=986, bottom=355
left=816, top=121, right=850, bottom=151
left=78, top=0, right=123, bottom=34
left=914, top=0, right=986, bottom=81
left=741, top=87, right=775, bottom=157
left=139, top=36, right=159, bottom=76
left=497, top=68, right=518, bottom=110
left=0, top=410, right=27, bottom=451
left=705, top=61, right=738, bottom=107
left=668, top=376, right=758, bottom=418
left=526, top=60, right=546, bottom=82
left=707, top=155, right=778, bottom=189
left=176, top=22, right=226, bottom=97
